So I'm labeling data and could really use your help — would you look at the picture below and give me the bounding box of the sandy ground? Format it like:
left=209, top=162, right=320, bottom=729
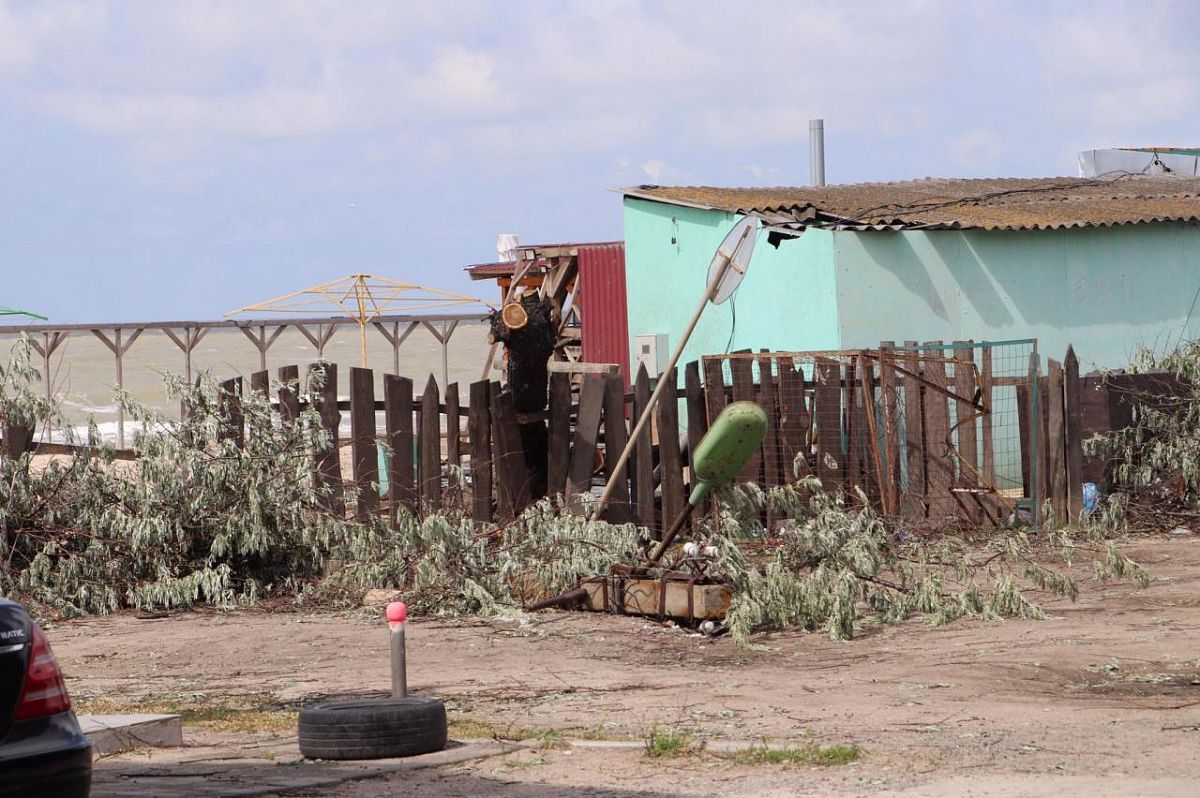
left=50, top=534, right=1200, bottom=796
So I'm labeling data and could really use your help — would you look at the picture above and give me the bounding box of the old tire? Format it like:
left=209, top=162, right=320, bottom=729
left=298, top=697, right=447, bottom=760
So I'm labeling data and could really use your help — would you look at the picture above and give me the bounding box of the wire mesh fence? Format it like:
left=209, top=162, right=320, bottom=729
left=703, top=339, right=1039, bottom=530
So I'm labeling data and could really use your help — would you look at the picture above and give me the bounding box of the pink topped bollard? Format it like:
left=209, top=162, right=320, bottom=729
left=386, top=601, right=407, bottom=698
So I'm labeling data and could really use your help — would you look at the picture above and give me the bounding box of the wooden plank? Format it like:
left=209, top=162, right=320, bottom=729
left=952, top=342, right=980, bottom=525
left=1064, top=345, right=1084, bottom=522
left=657, top=368, right=685, bottom=532
left=547, top=361, right=620, bottom=375
left=276, top=365, right=300, bottom=423
left=858, top=354, right=883, bottom=507
left=1016, top=381, right=1031, bottom=498
left=728, top=356, right=760, bottom=484
left=545, top=371, right=572, bottom=498
left=813, top=358, right=843, bottom=490
left=703, top=358, right=728, bottom=424
left=218, top=377, right=244, bottom=449
left=901, top=341, right=926, bottom=520
left=952, top=343, right=979, bottom=489
left=758, top=355, right=782, bottom=490
left=250, top=370, right=269, bottom=399
left=385, top=375, right=417, bottom=521
left=778, top=363, right=810, bottom=481
left=492, top=384, right=533, bottom=517
left=350, top=366, right=380, bottom=521
left=566, top=374, right=606, bottom=508
left=845, top=359, right=861, bottom=493
left=3, top=422, right=32, bottom=460
left=602, top=370, right=632, bottom=523
left=1047, top=358, right=1067, bottom=524
left=631, top=363, right=657, bottom=534
left=419, top=374, right=442, bottom=512
left=489, top=382, right=515, bottom=522
left=683, top=361, right=708, bottom=528
left=445, top=383, right=462, bottom=476
left=980, top=344, right=997, bottom=515
left=1040, top=371, right=1051, bottom=506
left=308, top=363, right=345, bottom=515
left=467, top=380, right=493, bottom=524
left=922, top=343, right=958, bottom=523
left=878, top=342, right=901, bottom=515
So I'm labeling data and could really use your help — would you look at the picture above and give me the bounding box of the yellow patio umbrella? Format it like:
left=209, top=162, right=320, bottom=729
left=226, top=274, right=495, bottom=367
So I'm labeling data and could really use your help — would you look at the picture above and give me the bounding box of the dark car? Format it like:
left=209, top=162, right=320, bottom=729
left=0, top=598, right=91, bottom=797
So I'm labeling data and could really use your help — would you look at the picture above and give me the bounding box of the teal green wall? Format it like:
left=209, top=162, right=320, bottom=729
left=623, top=198, right=840, bottom=377
left=832, top=224, right=1200, bottom=368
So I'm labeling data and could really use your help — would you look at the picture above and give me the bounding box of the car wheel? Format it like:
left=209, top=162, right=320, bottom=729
left=298, top=697, right=448, bottom=760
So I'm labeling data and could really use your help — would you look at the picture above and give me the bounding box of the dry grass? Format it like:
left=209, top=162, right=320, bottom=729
left=73, top=695, right=296, bottom=734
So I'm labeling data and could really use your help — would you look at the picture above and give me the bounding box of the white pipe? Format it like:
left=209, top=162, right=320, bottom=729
left=809, top=119, right=825, bottom=187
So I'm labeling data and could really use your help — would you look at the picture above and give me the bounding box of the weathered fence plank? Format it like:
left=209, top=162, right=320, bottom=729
left=1064, top=345, right=1084, bottom=522
left=308, top=363, right=344, bottom=515
left=566, top=375, right=606, bottom=508
left=846, top=358, right=862, bottom=492
left=878, top=342, right=901, bottom=514
left=1047, top=358, right=1067, bottom=523
left=657, top=368, right=685, bottom=531
left=758, top=354, right=781, bottom=490
left=778, top=363, right=809, bottom=480
left=952, top=342, right=979, bottom=488
left=631, top=364, right=656, bottom=534
left=684, top=360, right=708, bottom=529
left=250, top=370, right=269, bottom=399
left=1016, top=381, right=1031, bottom=499
left=384, top=374, right=416, bottom=521
left=703, top=358, right=727, bottom=424
left=467, top=380, right=493, bottom=524
left=545, top=371, right=572, bottom=498
left=729, top=355, right=759, bottom=485
left=857, top=354, right=883, bottom=503
left=277, top=365, right=300, bottom=422
left=350, top=367, right=380, bottom=521
left=602, top=370, right=632, bottom=523
left=446, top=383, right=462, bottom=476
left=419, top=375, right=442, bottom=511
left=901, top=341, right=926, bottom=519
left=218, top=377, right=244, bottom=449
left=814, top=358, right=843, bottom=489
left=979, top=344, right=997, bottom=517
left=922, top=343, right=958, bottom=522
left=952, top=342, right=980, bottom=524
left=491, top=383, right=532, bottom=518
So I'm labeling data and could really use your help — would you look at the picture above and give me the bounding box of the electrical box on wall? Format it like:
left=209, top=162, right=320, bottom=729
left=634, top=333, right=669, bottom=376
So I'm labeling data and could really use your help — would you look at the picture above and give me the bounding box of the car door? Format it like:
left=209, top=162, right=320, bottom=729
left=0, top=599, right=32, bottom=741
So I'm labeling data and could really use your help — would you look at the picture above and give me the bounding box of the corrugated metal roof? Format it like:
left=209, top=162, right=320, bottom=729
left=622, top=175, right=1200, bottom=232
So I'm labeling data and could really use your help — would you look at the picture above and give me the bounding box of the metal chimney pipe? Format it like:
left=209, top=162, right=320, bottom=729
left=809, top=119, right=825, bottom=187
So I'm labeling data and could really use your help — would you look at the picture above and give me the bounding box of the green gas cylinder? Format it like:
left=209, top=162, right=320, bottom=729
left=688, top=401, right=768, bottom=505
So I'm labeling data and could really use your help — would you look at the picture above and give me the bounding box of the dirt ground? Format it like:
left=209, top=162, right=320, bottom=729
left=50, top=534, right=1200, bottom=796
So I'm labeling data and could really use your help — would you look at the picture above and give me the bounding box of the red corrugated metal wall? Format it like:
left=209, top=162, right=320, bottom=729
left=578, top=243, right=630, bottom=385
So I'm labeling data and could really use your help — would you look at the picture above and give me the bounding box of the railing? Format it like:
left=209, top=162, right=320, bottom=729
left=0, top=313, right=488, bottom=447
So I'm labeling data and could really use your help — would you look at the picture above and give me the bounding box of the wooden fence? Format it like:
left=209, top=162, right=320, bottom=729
left=209, top=340, right=1092, bottom=532
left=5, top=338, right=1179, bottom=533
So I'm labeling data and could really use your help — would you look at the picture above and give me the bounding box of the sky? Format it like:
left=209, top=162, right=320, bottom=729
left=1, top=0, right=1196, bottom=323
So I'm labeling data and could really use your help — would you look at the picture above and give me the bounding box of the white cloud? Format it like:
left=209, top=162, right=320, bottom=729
left=2, top=0, right=1196, bottom=189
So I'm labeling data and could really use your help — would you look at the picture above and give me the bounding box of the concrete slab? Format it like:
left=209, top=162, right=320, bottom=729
left=80, top=714, right=183, bottom=755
